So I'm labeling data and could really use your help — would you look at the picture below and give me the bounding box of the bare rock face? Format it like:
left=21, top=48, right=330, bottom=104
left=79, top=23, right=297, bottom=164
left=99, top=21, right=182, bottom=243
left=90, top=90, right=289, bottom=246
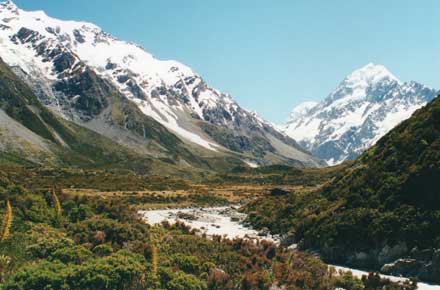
left=334, top=243, right=440, bottom=283
left=53, top=68, right=111, bottom=120
left=378, top=242, right=408, bottom=265
left=430, top=250, right=440, bottom=280
left=381, top=259, right=422, bottom=276
left=342, top=244, right=440, bottom=283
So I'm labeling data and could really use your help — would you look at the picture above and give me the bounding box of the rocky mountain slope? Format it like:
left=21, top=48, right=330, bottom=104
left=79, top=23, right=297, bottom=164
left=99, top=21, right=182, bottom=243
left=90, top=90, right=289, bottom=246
left=0, top=56, right=209, bottom=175
left=281, top=63, right=437, bottom=165
left=0, top=0, right=323, bottom=168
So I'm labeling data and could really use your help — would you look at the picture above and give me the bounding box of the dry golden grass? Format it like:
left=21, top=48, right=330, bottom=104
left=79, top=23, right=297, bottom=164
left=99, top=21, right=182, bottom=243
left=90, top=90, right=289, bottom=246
left=62, top=183, right=318, bottom=210
left=1, top=199, right=12, bottom=241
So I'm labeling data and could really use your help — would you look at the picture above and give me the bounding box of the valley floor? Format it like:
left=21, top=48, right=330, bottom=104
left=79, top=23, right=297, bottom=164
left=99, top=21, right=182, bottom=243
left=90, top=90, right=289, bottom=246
left=0, top=164, right=432, bottom=289
left=137, top=205, right=440, bottom=290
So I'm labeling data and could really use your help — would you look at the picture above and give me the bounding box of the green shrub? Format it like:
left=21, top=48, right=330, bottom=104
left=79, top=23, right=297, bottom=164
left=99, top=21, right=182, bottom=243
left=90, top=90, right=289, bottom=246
left=49, top=245, right=92, bottom=264
left=166, top=271, right=207, bottom=290
left=92, top=243, right=114, bottom=257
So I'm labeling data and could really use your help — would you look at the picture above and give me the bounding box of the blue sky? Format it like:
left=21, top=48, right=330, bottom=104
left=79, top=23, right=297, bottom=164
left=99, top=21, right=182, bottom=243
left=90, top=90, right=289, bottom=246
left=14, top=0, right=440, bottom=123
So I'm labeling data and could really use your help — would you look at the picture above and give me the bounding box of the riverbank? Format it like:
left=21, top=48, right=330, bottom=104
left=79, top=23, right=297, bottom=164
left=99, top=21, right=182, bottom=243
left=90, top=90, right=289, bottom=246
left=139, top=206, right=440, bottom=290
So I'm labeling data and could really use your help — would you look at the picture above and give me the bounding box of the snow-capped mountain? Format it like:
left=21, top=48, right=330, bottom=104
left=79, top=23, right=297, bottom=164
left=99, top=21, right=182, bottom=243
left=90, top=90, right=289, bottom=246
left=281, top=63, right=438, bottom=165
left=288, top=101, right=318, bottom=122
left=0, top=0, right=323, bottom=168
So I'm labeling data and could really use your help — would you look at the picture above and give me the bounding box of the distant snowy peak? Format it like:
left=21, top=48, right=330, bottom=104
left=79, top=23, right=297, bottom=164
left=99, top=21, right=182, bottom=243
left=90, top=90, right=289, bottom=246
left=282, top=63, right=437, bottom=165
left=343, top=63, right=400, bottom=86
left=288, top=101, right=318, bottom=122
left=325, top=63, right=402, bottom=106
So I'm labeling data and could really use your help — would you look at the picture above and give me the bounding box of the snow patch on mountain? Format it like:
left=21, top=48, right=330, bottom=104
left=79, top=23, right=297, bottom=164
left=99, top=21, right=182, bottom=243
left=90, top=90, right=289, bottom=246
left=133, top=97, right=220, bottom=151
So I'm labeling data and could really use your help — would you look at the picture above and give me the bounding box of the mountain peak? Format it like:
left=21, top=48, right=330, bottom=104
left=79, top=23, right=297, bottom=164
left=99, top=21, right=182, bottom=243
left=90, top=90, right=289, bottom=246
left=288, top=101, right=318, bottom=122
left=0, top=0, right=18, bottom=14
left=0, top=1, right=101, bottom=38
left=344, top=63, right=400, bottom=86
left=282, top=63, right=436, bottom=166
left=1, top=0, right=17, bottom=10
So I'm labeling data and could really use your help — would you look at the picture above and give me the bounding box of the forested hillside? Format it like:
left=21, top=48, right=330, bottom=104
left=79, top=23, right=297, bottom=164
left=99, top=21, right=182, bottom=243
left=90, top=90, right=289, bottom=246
left=246, top=96, right=440, bottom=282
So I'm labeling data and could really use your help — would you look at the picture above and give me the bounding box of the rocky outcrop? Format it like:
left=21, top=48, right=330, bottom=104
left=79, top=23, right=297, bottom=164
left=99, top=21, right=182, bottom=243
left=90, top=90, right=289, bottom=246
left=380, top=248, right=440, bottom=283
left=54, top=68, right=111, bottom=120
left=329, top=244, right=440, bottom=283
